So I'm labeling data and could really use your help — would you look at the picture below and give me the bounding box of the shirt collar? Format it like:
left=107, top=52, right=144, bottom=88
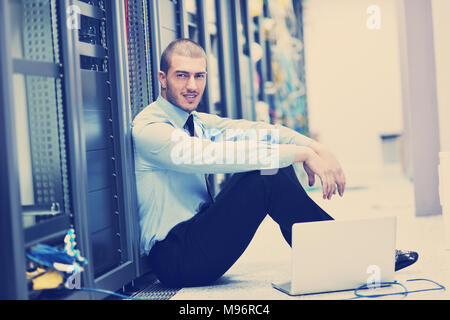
left=156, top=95, right=199, bottom=128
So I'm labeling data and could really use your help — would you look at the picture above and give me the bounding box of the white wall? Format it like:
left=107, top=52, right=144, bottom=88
left=432, top=0, right=450, bottom=153
left=302, top=0, right=404, bottom=185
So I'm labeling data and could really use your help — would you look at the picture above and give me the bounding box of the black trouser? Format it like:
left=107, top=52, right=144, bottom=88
left=148, top=165, right=333, bottom=287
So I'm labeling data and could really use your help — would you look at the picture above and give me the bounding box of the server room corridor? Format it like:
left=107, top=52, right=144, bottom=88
left=1, top=0, right=450, bottom=302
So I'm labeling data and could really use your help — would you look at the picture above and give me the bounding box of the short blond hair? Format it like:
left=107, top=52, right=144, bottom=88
left=160, top=38, right=206, bottom=74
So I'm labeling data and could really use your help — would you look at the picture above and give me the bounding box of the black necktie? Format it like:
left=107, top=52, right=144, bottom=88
left=184, top=115, right=214, bottom=202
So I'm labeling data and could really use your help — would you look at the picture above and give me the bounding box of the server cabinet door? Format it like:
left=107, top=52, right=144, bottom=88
left=7, top=0, right=73, bottom=247
left=73, top=0, right=136, bottom=293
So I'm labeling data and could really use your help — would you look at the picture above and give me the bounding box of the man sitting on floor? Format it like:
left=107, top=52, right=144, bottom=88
left=132, top=38, right=418, bottom=287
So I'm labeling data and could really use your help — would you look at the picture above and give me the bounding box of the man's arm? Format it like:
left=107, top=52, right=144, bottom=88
left=134, top=114, right=346, bottom=199
left=198, top=112, right=346, bottom=199
left=132, top=121, right=300, bottom=174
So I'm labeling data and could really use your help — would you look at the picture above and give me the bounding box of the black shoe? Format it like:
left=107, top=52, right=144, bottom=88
left=395, top=249, right=419, bottom=271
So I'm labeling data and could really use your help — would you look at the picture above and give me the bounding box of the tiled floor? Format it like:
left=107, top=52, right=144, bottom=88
left=172, top=165, right=450, bottom=300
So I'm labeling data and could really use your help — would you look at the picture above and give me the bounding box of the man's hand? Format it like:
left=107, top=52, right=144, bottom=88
left=300, top=142, right=346, bottom=199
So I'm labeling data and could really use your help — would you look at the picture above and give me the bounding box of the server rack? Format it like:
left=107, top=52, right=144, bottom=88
left=76, top=0, right=137, bottom=296
left=261, top=0, right=276, bottom=118
left=251, top=4, right=268, bottom=108
left=0, top=0, right=139, bottom=299
left=0, top=0, right=92, bottom=299
left=59, top=0, right=138, bottom=297
left=198, top=0, right=223, bottom=117
left=291, top=0, right=309, bottom=136
left=246, top=1, right=276, bottom=124
left=230, top=0, right=256, bottom=121
left=216, top=0, right=239, bottom=121
left=1, top=0, right=308, bottom=299
left=126, top=0, right=154, bottom=119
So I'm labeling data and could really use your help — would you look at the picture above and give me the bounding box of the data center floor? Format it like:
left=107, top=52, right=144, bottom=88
left=170, top=164, right=450, bottom=300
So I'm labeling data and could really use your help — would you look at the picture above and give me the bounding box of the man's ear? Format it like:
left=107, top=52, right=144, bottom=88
left=158, top=71, right=167, bottom=89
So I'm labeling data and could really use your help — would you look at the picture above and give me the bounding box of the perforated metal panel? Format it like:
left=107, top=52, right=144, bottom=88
left=22, top=0, right=69, bottom=215
left=22, top=0, right=58, bottom=63
left=131, top=281, right=180, bottom=300
left=127, top=0, right=153, bottom=118
left=25, top=77, right=64, bottom=208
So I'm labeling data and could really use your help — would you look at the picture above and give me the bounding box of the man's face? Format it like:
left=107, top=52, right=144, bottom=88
left=159, top=54, right=207, bottom=113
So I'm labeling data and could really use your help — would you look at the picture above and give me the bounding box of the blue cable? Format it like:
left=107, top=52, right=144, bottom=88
left=405, top=278, right=446, bottom=294
left=351, top=280, right=409, bottom=299
left=347, top=278, right=445, bottom=300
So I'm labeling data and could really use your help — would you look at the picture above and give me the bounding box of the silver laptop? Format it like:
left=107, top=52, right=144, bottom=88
left=272, top=216, right=397, bottom=296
